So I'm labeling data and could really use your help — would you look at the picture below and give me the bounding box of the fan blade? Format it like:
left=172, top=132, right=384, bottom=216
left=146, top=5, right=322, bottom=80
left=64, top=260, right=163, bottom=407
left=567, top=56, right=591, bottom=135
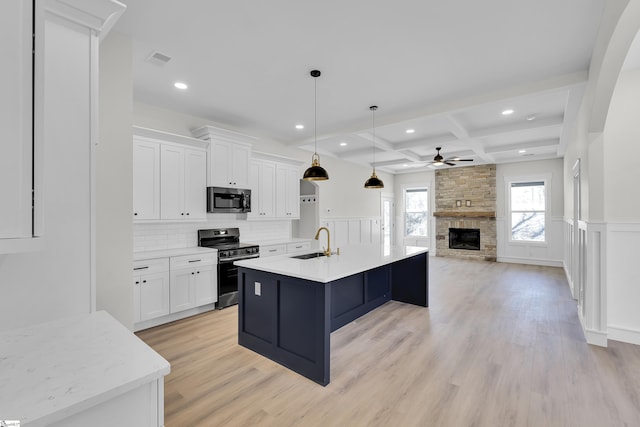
left=455, top=159, right=474, bottom=162
left=445, top=162, right=456, bottom=166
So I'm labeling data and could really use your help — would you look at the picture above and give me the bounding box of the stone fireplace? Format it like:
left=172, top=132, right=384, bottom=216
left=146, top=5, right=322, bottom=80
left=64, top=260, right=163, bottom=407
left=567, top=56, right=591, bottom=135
left=434, top=165, right=496, bottom=261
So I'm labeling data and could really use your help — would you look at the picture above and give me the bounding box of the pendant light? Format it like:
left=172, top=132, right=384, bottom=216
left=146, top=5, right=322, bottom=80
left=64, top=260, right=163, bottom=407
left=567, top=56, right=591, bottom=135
left=303, top=70, right=329, bottom=181
left=364, top=105, right=384, bottom=189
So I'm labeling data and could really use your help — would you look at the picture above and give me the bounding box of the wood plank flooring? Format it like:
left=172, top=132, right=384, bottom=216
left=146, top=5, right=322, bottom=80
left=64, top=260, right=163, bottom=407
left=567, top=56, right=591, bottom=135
left=137, top=257, right=640, bottom=426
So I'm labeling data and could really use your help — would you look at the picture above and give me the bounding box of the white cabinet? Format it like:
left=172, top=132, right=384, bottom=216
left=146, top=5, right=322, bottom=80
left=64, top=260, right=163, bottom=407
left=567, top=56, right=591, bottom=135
left=160, top=145, right=207, bottom=220
left=169, top=254, right=217, bottom=314
left=133, top=258, right=170, bottom=323
left=210, top=140, right=251, bottom=188
left=133, top=127, right=208, bottom=222
left=248, top=159, right=276, bottom=219
left=260, top=244, right=287, bottom=257
left=276, top=164, right=301, bottom=218
left=133, top=139, right=161, bottom=220
left=191, top=125, right=256, bottom=189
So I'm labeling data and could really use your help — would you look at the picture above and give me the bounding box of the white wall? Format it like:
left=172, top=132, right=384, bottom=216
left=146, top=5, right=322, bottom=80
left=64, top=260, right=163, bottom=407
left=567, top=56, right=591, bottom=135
left=496, top=159, right=564, bottom=266
left=0, top=11, right=95, bottom=331
left=96, top=32, right=134, bottom=329
left=602, top=68, right=640, bottom=340
left=561, top=0, right=640, bottom=346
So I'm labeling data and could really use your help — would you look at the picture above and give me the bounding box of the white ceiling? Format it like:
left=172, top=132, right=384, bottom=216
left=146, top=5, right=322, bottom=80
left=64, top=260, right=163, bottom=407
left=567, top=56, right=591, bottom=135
left=114, top=0, right=605, bottom=174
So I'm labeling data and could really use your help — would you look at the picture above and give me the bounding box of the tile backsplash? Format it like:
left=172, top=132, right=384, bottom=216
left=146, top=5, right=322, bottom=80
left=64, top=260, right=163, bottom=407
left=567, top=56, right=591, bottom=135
left=134, top=217, right=293, bottom=252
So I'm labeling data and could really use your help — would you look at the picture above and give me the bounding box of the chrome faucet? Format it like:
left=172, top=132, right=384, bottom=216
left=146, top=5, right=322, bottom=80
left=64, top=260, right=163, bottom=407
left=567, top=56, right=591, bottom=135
left=314, top=227, right=332, bottom=256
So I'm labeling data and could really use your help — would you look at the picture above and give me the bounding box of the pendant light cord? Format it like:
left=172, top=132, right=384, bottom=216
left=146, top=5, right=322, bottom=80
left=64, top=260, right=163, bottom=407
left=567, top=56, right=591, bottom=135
left=314, top=76, right=318, bottom=155
left=371, top=106, right=377, bottom=172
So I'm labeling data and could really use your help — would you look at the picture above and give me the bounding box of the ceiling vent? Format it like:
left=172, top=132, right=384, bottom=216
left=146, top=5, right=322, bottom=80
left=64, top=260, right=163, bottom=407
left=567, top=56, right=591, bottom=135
left=145, top=51, right=172, bottom=66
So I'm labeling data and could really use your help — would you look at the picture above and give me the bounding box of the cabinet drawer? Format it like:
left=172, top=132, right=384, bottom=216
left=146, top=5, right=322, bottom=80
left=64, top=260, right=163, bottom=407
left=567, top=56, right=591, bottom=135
left=261, top=244, right=286, bottom=257
left=287, top=241, right=311, bottom=253
left=170, top=253, right=217, bottom=269
left=133, top=258, right=169, bottom=275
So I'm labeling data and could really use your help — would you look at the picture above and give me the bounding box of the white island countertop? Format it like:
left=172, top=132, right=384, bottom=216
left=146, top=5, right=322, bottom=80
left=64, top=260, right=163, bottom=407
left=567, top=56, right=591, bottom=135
left=235, top=244, right=428, bottom=283
left=0, top=311, right=170, bottom=426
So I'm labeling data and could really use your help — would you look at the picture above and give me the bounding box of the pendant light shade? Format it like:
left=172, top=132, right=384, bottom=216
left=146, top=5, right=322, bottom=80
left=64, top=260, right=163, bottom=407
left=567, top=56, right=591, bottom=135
left=364, top=105, right=384, bottom=189
left=303, top=70, right=329, bottom=181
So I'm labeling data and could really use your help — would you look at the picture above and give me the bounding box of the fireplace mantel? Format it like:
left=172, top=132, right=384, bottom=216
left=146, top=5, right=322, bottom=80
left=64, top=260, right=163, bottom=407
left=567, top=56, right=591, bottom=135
left=433, top=211, right=496, bottom=219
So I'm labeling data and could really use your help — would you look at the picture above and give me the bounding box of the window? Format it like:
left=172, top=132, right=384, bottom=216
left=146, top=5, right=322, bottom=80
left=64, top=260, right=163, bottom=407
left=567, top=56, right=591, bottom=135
left=404, top=188, right=428, bottom=237
left=510, top=181, right=546, bottom=242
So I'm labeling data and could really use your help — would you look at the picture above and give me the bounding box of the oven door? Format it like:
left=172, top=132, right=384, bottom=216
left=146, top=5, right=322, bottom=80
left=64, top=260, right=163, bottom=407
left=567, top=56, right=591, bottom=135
left=217, top=254, right=259, bottom=307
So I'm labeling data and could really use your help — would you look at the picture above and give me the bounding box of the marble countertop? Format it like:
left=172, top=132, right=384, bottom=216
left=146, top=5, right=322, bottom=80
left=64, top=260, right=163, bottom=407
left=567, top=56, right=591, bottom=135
left=134, top=246, right=217, bottom=261
left=235, top=244, right=429, bottom=283
left=0, top=311, right=170, bottom=426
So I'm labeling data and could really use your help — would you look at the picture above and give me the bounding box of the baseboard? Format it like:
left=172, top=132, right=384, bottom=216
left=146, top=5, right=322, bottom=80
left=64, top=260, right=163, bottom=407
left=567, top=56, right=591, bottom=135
left=578, top=310, right=608, bottom=347
left=607, top=325, right=640, bottom=346
left=134, top=303, right=216, bottom=332
left=497, top=256, right=563, bottom=268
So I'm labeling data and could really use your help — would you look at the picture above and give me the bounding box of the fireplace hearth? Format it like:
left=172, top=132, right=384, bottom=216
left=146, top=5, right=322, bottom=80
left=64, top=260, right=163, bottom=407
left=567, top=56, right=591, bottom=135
left=449, top=228, right=480, bottom=251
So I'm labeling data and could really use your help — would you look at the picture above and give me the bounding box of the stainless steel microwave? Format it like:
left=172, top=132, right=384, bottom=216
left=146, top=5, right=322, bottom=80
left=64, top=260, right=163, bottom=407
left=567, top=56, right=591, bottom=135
left=207, top=187, right=251, bottom=213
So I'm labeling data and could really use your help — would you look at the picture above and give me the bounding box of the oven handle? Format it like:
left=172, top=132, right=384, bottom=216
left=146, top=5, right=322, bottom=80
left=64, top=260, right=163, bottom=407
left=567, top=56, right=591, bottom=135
left=219, top=254, right=260, bottom=263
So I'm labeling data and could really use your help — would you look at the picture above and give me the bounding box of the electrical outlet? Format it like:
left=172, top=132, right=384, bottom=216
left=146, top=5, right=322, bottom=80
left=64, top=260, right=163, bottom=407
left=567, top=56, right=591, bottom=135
left=254, top=282, right=261, bottom=296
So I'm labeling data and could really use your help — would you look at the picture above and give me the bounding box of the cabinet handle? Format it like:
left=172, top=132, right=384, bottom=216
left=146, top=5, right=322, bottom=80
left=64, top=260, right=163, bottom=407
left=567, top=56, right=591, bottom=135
left=142, top=280, right=147, bottom=283
left=186, top=212, right=190, bottom=215
left=135, top=281, right=140, bottom=285
left=269, top=249, right=277, bottom=252
left=134, top=266, right=149, bottom=271
left=191, top=272, right=195, bottom=275
left=295, top=245, right=302, bottom=249
left=134, top=212, right=138, bottom=216
left=188, top=259, right=201, bottom=263
left=197, top=271, right=200, bottom=274
left=181, top=213, right=185, bottom=216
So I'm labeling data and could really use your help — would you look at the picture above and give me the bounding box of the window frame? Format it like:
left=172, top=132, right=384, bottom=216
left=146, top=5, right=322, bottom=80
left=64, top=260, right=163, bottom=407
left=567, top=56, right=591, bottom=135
left=506, top=174, right=550, bottom=246
left=403, top=186, right=429, bottom=239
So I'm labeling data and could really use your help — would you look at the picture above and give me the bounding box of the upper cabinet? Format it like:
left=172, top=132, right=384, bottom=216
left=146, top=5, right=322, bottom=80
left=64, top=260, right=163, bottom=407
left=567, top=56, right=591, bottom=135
left=276, top=163, right=301, bottom=218
left=133, top=127, right=208, bottom=222
left=192, top=125, right=256, bottom=189
left=249, top=152, right=303, bottom=220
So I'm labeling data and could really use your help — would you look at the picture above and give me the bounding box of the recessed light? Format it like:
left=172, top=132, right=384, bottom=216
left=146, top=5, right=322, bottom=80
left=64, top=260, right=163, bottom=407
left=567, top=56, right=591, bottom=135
left=339, top=142, right=347, bottom=147
left=402, top=164, right=408, bottom=167
left=295, top=124, right=304, bottom=130
left=406, top=129, right=415, bottom=134
left=502, top=109, right=514, bottom=115
left=526, top=114, right=536, bottom=121
left=519, top=149, right=527, bottom=154
left=174, top=82, right=188, bottom=90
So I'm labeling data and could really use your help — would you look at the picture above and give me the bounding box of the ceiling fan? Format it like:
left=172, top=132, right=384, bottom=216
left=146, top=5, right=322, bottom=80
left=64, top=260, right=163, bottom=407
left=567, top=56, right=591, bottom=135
left=427, top=147, right=473, bottom=166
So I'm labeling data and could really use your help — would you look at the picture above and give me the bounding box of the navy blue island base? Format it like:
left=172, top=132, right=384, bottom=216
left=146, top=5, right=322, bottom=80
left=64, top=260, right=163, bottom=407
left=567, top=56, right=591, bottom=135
left=237, top=251, right=428, bottom=386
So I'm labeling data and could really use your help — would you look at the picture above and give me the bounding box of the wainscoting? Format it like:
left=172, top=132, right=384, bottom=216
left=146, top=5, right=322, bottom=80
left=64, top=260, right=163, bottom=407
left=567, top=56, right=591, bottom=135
left=319, top=217, right=382, bottom=248
left=563, top=219, right=640, bottom=347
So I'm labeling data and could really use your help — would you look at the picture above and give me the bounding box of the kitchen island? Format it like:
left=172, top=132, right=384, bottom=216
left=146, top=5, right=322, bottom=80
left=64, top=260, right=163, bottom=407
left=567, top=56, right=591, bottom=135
left=235, top=245, right=428, bottom=385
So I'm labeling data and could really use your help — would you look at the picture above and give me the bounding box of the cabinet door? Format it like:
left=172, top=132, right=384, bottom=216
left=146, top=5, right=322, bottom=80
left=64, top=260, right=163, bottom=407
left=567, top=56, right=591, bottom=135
left=286, top=166, right=300, bottom=218
left=260, top=162, right=276, bottom=218
left=0, top=0, right=33, bottom=239
left=132, top=140, right=161, bottom=220
left=140, top=272, right=170, bottom=321
left=133, top=276, right=141, bottom=323
left=275, top=165, right=288, bottom=218
left=170, top=268, right=195, bottom=313
left=230, top=144, right=250, bottom=187
left=194, top=264, right=217, bottom=306
left=184, top=148, right=207, bottom=219
left=160, top=145, right=185, bottom=219
left=247, top=160, right=261, bottom=220
left=210, top=141, right=231, bottom=186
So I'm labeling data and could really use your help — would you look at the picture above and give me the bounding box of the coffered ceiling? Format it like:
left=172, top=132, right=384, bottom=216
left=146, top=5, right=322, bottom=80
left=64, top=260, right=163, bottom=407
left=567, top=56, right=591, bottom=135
left=114, top=0, right=605, bottom=173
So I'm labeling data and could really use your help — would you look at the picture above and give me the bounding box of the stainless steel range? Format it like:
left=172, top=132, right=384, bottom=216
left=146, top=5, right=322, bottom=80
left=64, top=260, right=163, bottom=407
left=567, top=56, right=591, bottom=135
left=198, top=228, right=259, bottom=309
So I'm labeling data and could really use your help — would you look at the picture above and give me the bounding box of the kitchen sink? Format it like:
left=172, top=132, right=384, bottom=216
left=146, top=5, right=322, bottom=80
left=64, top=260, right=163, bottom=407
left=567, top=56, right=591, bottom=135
left=290, top=252, right=326, bottom=260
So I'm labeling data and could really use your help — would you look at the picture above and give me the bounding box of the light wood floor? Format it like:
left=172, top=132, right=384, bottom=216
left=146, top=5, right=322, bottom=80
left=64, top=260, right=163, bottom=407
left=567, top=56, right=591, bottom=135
left=137, top=257, right=640, bottom=427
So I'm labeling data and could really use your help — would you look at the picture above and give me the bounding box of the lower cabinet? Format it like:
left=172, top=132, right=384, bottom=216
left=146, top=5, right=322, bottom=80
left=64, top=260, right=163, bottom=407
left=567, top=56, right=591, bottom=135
left=170, top=264, right=216, bottom=313
left=260, top=241, right=312, bottom=258
left=133, top=253, right=218, bottom=329
left=133, top=258, right=170, bottom=323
